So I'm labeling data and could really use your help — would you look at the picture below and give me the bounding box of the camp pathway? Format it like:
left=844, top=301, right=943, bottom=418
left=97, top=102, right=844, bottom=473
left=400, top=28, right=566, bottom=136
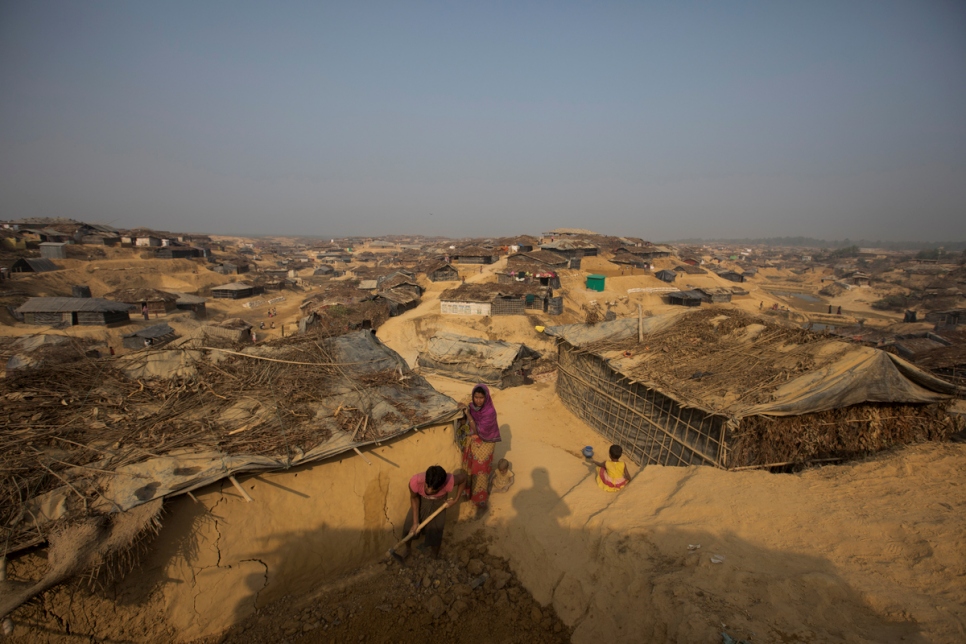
left=375, top=260, right=966, bottom=643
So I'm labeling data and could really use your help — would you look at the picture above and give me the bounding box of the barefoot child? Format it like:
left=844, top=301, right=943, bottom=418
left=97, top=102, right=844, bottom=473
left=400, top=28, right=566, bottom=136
left=490, top=459, right=514, bottom=494
left=593, top=444, right=630, bottom=492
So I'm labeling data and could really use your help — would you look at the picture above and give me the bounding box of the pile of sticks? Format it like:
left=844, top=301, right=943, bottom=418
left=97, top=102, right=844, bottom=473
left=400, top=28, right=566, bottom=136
left=729, top=402, right=957, bottom=468
left=0, top=332, right=401, bottom=554
left=578, top=309, right=835, bottom=408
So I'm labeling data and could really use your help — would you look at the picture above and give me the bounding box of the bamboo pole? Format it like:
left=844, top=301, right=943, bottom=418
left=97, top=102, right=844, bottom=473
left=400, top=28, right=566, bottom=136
left=637, top=304, right=643, bottom=344
left=228, top=475, right=253, bottom=502
left=1, top=556, right=13, bottom=635
left=728, top=457, right=842, bottom=472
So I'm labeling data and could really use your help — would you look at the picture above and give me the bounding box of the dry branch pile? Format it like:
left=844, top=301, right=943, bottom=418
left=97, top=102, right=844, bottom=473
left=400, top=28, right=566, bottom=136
left=729, top=402, right=955, bottom=467
left=578, top=309, right=837, bottom=408
left=0, top=331, right=429, bottom=555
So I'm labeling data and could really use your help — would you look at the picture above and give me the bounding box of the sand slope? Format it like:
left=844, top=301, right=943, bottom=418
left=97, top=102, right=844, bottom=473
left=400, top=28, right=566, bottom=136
left=372, top=267, right=966, bottom=644
left=432, top=381, right=966, bottom=644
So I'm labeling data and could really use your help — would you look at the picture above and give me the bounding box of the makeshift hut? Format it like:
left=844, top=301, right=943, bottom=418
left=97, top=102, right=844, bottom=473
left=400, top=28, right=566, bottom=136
left=539, top=239, right=598, bottom=260
left=379, top=273, right=423, bottom=297
left=16, top=297, right=132, bottom=326
left=622, top=244, right=672, bottom=260
left=609, top=251, right=650, bottom=269
left=370, top=289, right=419, bottom=317
left=39, top=242, right=68, bottom=260
left=10, top=258, right=60, bottom=273
left=211, top=282, right=257, bottom=299
left=546, top=309, right=961, bottom=470
left=439, top=283, right=548, bottom=316
left=0, top=332, right=462, bottom=632
left=655, top=269, right=677, bottom=283
left=667, top=290, right=703, bottom=307
left=201, top=318, right=253, bottom=342
left=507, top=250, right=569, bottom=270
left=451, top=246, right=499, bottom=264
left=122, top=322, right=178, bottom=349
left=694, top=287, right=733, bottom=303
left=673, top=264, right=709, bottom=275
left=717, top=270, right=746, bottom=283
left=105, top=288, right=180, bottom=316
left=156, top=246, right=202, bottom=259
left=417, top=332, right=541, bottom=388
left=173, top=292, right=208, bottom=319
left=425, top=262, right=460, bottom=282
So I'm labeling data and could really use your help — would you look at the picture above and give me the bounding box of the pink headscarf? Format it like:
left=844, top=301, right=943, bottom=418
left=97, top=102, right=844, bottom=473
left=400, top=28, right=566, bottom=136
left=468, top=384, right=501, bottom=442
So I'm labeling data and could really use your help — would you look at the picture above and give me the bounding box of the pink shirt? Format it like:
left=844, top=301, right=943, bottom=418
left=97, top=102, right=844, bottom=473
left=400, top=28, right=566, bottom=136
left=409, top=473, right=454, bottom=499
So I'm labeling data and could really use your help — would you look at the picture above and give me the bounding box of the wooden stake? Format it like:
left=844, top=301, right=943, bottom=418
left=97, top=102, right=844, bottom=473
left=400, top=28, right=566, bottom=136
left=637, top=304, right=644, bottom=343
left=353, top=447, right=372, bottom=465
left=228, top=475, right=253, bottom=502
left=1, top=556, right=13, bottom=635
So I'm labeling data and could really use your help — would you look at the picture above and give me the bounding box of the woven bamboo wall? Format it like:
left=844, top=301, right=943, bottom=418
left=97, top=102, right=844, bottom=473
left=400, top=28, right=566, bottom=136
left=555, top=344, right=728, bottom=467
left=491, top=298, right=526, bottom=316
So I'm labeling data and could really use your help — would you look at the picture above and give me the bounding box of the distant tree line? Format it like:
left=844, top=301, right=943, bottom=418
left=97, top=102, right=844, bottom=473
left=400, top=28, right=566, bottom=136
left=669, top=236, right=966, bottom=252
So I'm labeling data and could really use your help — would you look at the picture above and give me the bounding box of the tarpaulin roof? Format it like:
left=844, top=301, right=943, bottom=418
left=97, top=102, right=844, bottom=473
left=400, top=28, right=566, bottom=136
left=417, top=333, right=541, bottom=387
left=546, top=309, right=962, bottom=418
left=17, top=297, right=133, bottom=314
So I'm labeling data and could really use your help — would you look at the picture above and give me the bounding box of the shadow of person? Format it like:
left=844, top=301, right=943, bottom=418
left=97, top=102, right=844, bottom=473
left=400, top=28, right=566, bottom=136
left=511, top=467, right=571, bottom=534
left=494, top=422, right=512, bottom=462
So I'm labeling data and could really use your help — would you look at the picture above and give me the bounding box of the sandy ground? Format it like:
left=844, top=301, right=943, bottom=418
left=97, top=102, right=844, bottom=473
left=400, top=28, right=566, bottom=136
left=3, top=250, right=966, bottom=643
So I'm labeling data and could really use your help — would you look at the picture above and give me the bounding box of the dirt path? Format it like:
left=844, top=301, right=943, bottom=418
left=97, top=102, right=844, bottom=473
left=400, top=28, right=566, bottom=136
left=372, top=284, right=966, bottom=643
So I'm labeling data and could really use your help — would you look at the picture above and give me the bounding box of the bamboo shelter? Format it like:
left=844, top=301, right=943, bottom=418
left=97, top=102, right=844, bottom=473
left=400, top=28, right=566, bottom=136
left=546, top=309, right=962, bottom=470
left=0, top=331, right=461, bottom=621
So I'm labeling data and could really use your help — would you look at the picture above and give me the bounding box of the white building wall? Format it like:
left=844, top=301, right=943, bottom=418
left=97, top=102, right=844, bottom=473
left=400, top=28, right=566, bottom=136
left=440, top=301, right=491, bottom=316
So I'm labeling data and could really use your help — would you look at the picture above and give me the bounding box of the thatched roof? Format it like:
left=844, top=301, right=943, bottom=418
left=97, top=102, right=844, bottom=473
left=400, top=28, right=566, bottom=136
left=454, top=245, right=498, bottom=257
left=439, top=282, right=544, bottom=303
left=211, top=282, right=255, bottom=291
left=508, top=250, right=568, bottom=266
left=546, top=308, right=961, bottom=417
left=105, top=288, right=180, bottom=304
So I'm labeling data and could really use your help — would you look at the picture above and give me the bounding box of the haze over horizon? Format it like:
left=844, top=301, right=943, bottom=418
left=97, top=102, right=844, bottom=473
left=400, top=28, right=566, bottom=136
left=2, top=1, right=964, bottom=241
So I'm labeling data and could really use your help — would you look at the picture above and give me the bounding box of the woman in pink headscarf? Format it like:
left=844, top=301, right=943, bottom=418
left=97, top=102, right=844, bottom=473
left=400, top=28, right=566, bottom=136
left=461, top=384, right=501, bottom=515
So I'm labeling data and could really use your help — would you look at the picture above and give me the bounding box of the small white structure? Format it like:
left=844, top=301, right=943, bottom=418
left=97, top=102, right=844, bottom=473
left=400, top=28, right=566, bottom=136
left=440, top=301, right=492, bottom=316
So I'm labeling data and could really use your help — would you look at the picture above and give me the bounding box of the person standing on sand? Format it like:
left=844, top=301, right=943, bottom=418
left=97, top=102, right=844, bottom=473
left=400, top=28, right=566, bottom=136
left=460, top=384, right=501, bottom=516
left=399, top=465, right=466, bottom=560
left=141, top=304, right=149, bottom=321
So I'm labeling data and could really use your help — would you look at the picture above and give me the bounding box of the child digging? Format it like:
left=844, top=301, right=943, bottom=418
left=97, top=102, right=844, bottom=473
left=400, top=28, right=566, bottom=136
left=490, top=459, right=514, bottom=494
left=593, top=444, right=631, bottom=492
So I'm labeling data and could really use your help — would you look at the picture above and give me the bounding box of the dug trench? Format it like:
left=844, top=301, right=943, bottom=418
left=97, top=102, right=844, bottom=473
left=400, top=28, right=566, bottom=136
left=2, top=420, right=571, bottom=644
left=195, top=532, right=572, bottom=644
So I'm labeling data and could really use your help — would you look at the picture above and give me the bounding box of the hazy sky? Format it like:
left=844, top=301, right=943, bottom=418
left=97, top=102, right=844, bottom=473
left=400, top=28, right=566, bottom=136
left=2, top=1, right=964, bottom=241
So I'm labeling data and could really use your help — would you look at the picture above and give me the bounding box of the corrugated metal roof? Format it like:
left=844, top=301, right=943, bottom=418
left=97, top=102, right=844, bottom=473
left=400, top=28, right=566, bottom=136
left=16, top=297, right=133, bottom=313
left=14, top=258, right=61, bottom=272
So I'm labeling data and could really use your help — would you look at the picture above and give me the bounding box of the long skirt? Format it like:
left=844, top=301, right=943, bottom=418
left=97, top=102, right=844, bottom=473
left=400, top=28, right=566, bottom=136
left=402, top=496, right=447, bottom=550
left=462, top=437, right=496, bottom=507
